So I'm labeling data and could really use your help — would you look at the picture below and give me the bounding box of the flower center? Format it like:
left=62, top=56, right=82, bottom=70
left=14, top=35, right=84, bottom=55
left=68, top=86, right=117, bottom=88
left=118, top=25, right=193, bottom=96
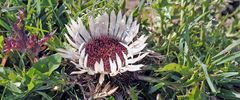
left=85, top=36, right=127, bottom=72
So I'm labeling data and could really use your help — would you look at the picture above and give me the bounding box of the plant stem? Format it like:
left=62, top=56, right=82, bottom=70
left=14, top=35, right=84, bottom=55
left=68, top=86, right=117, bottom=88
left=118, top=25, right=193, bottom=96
left=1, top=86, right=7, bottom=100
left=1, top=52, right=10, bottom=67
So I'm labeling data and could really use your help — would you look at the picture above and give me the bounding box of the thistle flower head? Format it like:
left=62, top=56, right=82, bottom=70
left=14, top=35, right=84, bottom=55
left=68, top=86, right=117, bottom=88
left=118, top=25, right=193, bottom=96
left=58, top=11, right=149, bottom=84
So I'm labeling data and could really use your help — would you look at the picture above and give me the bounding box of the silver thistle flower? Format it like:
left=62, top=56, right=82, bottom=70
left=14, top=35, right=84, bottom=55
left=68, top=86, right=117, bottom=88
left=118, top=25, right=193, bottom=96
left=57, top=11, right=149, bottom=84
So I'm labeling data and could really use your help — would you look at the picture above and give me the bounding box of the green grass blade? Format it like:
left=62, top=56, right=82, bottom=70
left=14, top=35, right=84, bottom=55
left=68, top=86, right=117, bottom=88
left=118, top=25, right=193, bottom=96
left=195, top=57, right=217, bottom=93
left=213, top=39, right=240, bottom=58
left=0, top=19, right=10, bottom=31
left=212, top=51, right=240, bottom=65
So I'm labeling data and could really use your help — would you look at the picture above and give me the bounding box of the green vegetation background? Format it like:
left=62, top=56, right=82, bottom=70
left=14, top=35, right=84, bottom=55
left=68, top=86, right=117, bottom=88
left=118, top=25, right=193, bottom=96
left=0, top=0, right=240, bottom=99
